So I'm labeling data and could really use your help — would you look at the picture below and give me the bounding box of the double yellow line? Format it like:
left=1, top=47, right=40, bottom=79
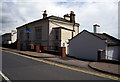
left=1, top=49, right=120, bottom=81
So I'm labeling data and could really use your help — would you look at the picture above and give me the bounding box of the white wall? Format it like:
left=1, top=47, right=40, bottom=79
left=107, top=46, right=120, bottom=60
left=69, top=31, right=106, bottom=61
left=49, top=19, right=79, bottom=51
left=49, top=20, right=79, bottom=38
left=61, top=29, right=72, bottom=54
left=11, top=30, right=17, bottom=43
left=61, top=29, right=72, bottom=41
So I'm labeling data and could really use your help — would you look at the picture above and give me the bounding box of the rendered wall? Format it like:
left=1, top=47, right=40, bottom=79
left=69, top=31, right=106, bottom=61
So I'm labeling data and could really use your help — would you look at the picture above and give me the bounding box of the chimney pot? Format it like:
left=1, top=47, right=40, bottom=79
left=93, top=24, right=100, bottom=33
left=70, top=11, right=75, bottom=23
left=64, top=14, right=70, bottom=21
left=43, top=10, right=47, bottom=19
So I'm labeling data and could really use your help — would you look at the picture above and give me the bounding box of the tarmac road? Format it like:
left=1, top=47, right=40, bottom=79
left=1, top=49, right=117, bottom=80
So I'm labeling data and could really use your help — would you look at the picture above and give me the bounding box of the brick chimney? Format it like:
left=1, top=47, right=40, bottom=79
left=93, top=24, right=100, bottom=33
left=43, top=10, right=47, bottom=19
left=70, top=11, right=75, bottom=23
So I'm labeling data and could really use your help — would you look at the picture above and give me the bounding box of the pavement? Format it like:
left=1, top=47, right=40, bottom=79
left=88, top=62, right=119, bottom=76
left=1, top=47, right=120, bottom=77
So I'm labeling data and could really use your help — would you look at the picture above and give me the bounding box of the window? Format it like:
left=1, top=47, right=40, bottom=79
left=35, top=27, right=42, bottom=40
left=26, top=33, right=29, bottom=40
left=55, top=46, right=59, bottom=51
left=25, top=26, right=30, bottom=40
left=20, top=30, right=23, bottom=39
left=55, top=30, right=59, bottom=40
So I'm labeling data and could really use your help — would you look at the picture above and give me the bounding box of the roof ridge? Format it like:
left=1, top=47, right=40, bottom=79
left=17, top=15, right=80, bottom=29
left=102, top=33, right=120, bottom=41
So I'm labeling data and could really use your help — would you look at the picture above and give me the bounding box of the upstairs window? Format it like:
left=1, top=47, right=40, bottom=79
left=35, top=27, right=42, bottom=40
left=25, top=26, right=30, bottom=40
left=20, top=30, right=23, bottom=39
left=55, top=30, right=59, bottom=40
left=26, top=33, right=29, bottom=40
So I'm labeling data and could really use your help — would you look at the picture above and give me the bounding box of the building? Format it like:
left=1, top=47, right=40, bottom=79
left=69, top=29, right=120, bottom=61
left=2, top=33, right=11, bottom=44
left=16, top=10, right=80, bottom=54
left=2, top=30, right=17, bottom=47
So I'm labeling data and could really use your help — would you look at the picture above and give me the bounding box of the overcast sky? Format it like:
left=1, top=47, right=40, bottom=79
left=0, top=0, right=119, bottom=39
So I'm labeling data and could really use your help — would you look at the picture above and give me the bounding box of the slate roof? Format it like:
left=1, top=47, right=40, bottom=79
left=16, top=15, right=79, bottom=29
left=70, top=30, right=120, bottom=46
left=48, top=16, right=70, bottom=23
left=92, top=33, right=120, bottom=46
left=2, top=33, right=11, bottom=36
left=48, top=15, right=79, bottom=25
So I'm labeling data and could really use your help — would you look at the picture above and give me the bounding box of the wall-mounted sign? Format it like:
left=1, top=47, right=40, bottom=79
left=24, top=30, right=32, bottom=33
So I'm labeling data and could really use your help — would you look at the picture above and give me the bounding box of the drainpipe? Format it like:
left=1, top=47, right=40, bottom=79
left=72, top=23, right=75, bottom=38
left=70, top=11, right=75, bottom=38
left=105, top=40, right=108, bottom=59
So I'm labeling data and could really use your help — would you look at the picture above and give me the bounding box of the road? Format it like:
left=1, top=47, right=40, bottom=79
left=1, top=49, right=118, bottom=80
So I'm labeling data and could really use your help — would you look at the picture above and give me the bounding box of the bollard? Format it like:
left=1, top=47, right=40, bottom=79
left=43, top=46, right=47, bottom=51
left=36, top=45, right=41, bottom=53
left=61, top=47, right=66, bottom=57
left=42, top=46, right=47, bottom=52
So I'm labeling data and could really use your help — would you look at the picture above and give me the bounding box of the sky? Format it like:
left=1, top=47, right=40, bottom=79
left=0, top=0, right=119, bottom=39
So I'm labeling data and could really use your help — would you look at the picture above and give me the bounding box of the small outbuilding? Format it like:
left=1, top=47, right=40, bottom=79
left=69, top=30, right=120, bottom=61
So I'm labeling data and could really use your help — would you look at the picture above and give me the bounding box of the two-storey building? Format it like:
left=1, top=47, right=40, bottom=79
left=16, top=10, right=80, bottom=54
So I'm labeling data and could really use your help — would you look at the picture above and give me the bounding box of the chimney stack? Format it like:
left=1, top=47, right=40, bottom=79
left=43, top=10, right=47, bottom=19
left=93, top=24, right=100, bottom=33
left=64, top=14, right=70, bottom=21
left=70, top=11, right=75, bottom=23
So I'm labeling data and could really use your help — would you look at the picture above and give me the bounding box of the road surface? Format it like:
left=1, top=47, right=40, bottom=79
left=1, top=49, right=119, bottom=81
